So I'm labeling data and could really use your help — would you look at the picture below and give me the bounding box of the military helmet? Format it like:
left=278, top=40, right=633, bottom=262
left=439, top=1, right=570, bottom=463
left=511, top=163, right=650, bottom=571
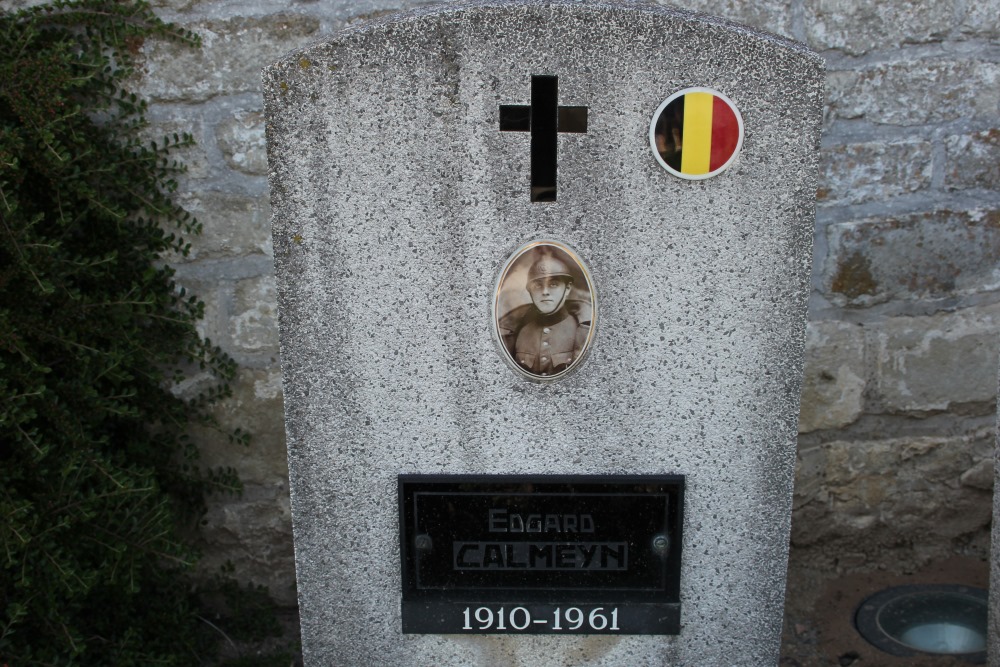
left=527, top=253, right=572, bottom=283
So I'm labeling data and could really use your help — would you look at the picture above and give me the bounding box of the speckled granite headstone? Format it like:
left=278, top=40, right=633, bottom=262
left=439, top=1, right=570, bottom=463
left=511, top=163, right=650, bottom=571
left=991, top=366, right=999, bottom=667
left=264, top=1, right=823, bottom=664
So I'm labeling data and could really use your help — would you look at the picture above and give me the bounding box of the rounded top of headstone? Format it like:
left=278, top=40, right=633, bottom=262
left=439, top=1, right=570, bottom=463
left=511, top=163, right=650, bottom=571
left=262, top=0, right=823, bottom=74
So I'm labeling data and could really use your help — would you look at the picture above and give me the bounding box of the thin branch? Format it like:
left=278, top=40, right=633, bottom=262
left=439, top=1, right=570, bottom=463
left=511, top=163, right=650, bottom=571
left=197, top=615, right=237, bottom=651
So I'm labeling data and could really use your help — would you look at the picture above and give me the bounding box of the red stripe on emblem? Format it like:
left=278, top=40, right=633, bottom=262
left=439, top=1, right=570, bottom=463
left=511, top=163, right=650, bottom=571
left=709, top=96, right=740, bottom=172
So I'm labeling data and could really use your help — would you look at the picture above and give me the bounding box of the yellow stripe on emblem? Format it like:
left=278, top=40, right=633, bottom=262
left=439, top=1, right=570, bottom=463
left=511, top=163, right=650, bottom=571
left=680, top=92, right=714, bottom=175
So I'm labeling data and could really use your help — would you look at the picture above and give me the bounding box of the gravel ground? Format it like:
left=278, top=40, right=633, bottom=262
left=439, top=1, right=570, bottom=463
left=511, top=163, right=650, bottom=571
left=780, top=555, right=988, bottom=667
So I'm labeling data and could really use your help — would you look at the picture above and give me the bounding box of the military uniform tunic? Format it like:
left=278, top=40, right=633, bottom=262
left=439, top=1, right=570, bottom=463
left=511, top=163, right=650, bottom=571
left=498, top=300, right=591, bottom=376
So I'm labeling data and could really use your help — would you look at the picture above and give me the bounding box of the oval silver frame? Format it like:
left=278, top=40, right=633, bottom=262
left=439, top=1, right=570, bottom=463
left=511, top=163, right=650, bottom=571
left=648, top=86, right=745, bottom=180
left=492, top=240, right=597, bottom=381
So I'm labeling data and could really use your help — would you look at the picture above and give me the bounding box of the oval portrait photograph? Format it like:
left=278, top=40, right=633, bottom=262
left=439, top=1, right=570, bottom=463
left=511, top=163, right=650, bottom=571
left=494, top=240, right=596, bottom=380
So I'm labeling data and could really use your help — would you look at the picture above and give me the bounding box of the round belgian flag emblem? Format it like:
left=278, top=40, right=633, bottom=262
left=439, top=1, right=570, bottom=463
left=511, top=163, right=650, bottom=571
left=649, top=87, right=744, bottom=180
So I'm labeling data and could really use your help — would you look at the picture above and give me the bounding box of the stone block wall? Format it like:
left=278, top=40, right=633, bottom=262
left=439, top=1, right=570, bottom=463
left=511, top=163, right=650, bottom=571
left=5, top=0, right=995, bottom=607
left=789, top=0, right=999, bottom=578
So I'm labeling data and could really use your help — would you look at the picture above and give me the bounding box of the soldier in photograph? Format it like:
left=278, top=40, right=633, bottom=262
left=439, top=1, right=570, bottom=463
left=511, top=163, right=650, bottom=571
left=498, top=249, right=592, bottom=377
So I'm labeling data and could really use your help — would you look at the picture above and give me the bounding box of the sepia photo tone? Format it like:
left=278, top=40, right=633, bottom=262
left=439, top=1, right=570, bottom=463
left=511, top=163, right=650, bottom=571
left=494, top=241, right=596, bottom=380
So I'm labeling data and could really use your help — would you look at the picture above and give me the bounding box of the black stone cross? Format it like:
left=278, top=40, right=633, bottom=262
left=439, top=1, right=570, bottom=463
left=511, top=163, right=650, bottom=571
left=499, top=75, right=588, bottom=202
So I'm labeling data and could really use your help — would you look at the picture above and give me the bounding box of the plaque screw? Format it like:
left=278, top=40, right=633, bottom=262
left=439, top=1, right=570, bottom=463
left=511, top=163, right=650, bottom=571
left=415, top=534, right=432, bottom=551
left=652, top=534, right=669, bottom=554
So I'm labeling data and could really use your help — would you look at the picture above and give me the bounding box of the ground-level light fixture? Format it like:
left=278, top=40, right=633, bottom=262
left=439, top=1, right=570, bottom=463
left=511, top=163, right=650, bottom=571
left=854, top=584, right=988, bottom=663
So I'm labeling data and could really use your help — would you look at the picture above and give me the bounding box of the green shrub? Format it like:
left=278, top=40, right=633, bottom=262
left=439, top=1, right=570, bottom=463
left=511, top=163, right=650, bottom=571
left=0, top=1, right=249, bottom=664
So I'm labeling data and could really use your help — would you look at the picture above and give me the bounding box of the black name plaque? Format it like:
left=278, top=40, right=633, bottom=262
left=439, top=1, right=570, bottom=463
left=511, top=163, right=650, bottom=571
left=399, top=475, right=684, bottom=634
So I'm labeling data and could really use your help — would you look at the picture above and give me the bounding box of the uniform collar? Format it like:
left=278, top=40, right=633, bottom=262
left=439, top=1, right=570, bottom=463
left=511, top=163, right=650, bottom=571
left=535, top=307, right=572, bottom=327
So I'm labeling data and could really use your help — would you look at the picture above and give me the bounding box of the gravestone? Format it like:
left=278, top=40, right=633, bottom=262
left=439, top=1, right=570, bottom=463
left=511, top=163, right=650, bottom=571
left=264, top=1, right=824, bottom=664
left=992, top=366, right=999, bottom=667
